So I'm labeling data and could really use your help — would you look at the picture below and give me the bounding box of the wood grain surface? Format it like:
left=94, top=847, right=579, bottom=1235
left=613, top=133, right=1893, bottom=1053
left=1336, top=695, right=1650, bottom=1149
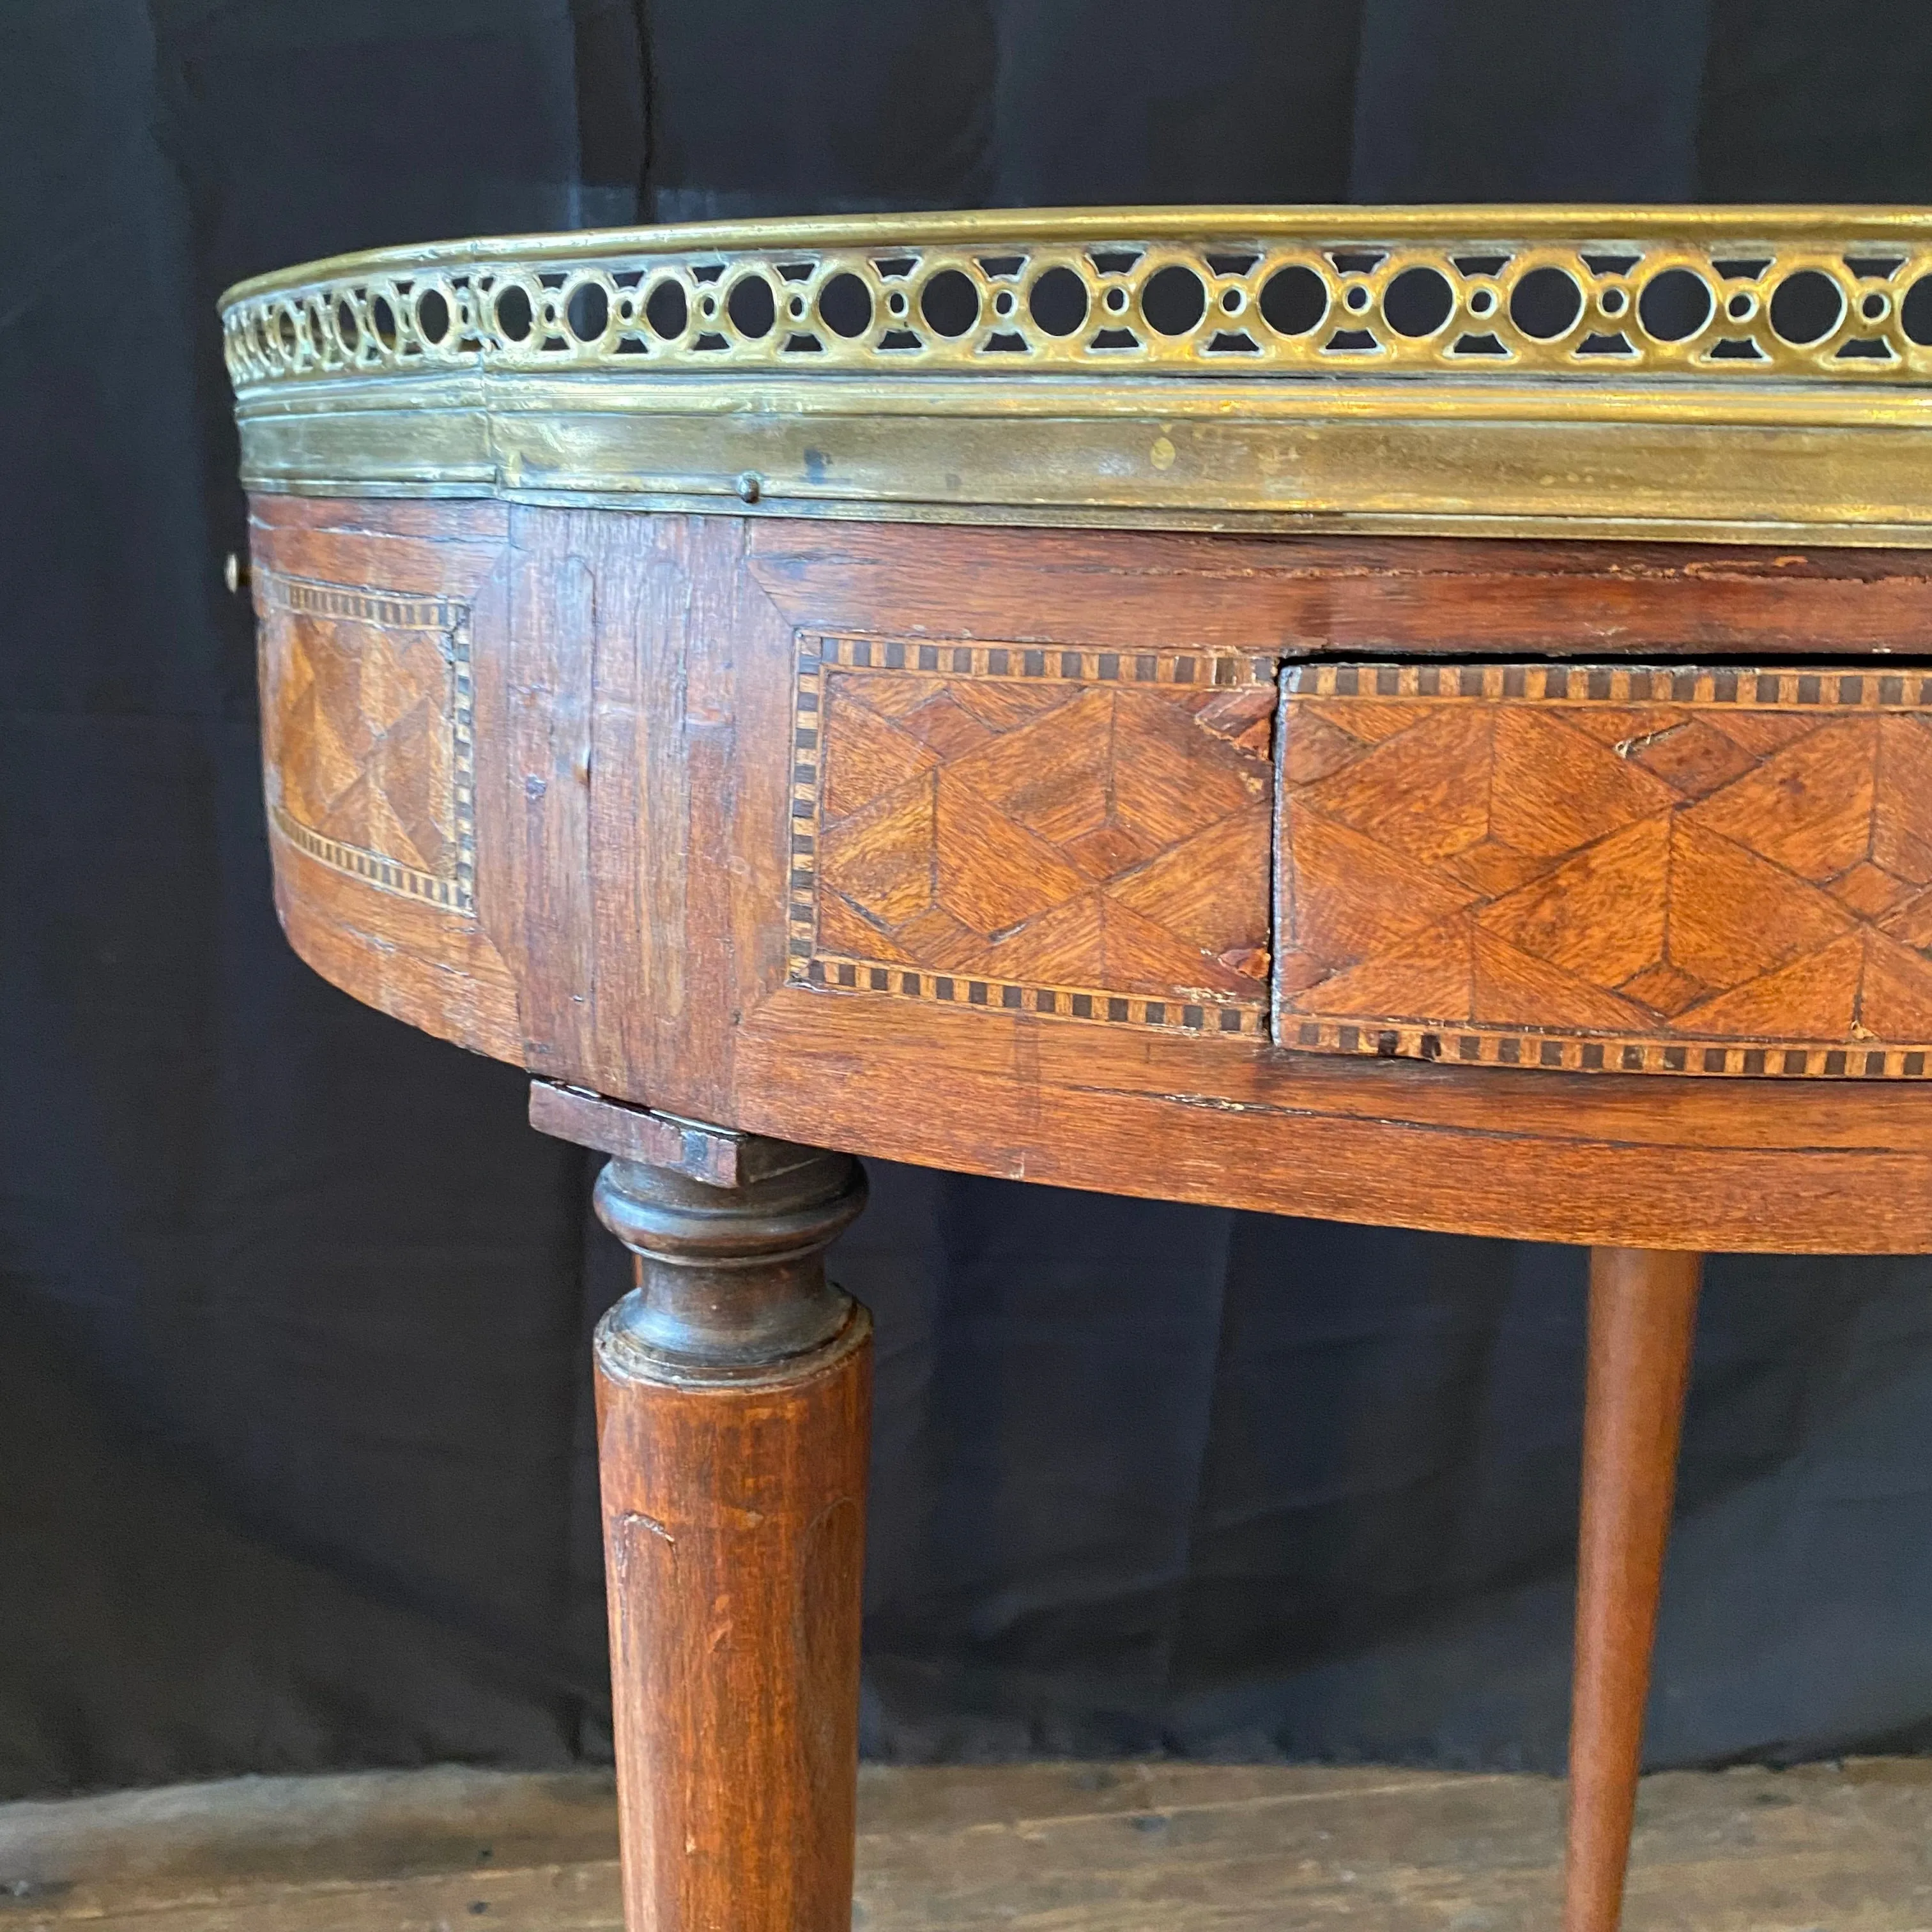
left=259, top=572, right=475, bottom=914
left=591, top=1144, right=871, bottom=1932
left=11, top=1759, right=1932, bottom=1932
left=1280, top=659, right=1932, bottom=1076
left=249, top=498, right=1932, bottom=1252
left=1563, top=1250, right=1704, bottom=1932
left=597, top=1330, right=870, bottom=1932
left=246, top=498, right=521, bottom=1058
left=801, top=634, right=1274, bottom=1033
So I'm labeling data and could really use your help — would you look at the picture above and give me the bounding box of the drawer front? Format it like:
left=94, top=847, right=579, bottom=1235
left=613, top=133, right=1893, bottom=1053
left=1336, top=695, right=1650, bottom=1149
left=1276, top=661, right=1932, bottom=1077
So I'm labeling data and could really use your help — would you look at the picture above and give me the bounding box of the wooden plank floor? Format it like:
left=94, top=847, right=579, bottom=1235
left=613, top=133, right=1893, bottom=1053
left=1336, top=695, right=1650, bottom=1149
left=3, top=1758, right=1930, bottom=1930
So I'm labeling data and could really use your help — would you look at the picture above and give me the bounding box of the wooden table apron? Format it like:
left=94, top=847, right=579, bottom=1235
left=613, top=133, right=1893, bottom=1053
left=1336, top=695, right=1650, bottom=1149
left=249, top=503, right=1932, bottom=1257
left=224, top=207, right=1932, bottom=1932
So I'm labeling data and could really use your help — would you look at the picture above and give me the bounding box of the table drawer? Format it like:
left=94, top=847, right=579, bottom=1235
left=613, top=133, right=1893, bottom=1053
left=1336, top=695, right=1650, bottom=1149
left=1276, top=661, right=1932, bottom=1078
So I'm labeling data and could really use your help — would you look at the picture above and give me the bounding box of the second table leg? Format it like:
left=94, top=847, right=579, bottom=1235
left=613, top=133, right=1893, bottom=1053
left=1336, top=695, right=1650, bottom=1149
left=1562, top=1245, right=1703, bottom=1932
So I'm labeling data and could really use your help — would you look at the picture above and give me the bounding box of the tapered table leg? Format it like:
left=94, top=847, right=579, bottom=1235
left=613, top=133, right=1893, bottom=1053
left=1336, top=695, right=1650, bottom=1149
left=590, top=1133, right=871, bottom=1932
left=1562, top=1246, right=1703, bottom=1932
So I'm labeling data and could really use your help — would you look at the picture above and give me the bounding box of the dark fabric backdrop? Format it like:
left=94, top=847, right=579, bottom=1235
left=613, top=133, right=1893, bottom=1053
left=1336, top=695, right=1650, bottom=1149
left=8, top=0, right=1932, bottom=1798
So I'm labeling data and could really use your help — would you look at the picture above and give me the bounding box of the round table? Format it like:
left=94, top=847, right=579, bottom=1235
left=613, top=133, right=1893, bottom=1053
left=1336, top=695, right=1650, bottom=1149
left=222, top=207, right=1932, bottom=1932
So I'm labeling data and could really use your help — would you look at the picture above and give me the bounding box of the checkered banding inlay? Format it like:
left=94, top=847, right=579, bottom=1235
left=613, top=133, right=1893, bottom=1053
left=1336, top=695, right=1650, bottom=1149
left=1291, top=661, right=1932, bottom=711
left=792, top=634, right=1276, bottom=1035
left=259, top=571, right=475, bottom=914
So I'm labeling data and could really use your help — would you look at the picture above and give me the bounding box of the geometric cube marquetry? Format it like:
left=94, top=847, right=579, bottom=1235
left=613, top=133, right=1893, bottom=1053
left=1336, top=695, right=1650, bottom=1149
left=258, top=571, right=475, bottom=914
left=792, top=635, right=1275, bottom=1034
left=1278, top=660, right=1932, bottom=1077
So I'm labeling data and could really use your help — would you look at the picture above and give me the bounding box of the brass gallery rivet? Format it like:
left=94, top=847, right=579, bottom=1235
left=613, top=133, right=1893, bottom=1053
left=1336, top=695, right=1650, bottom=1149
left=1149, top=436, right=1177, bottom=471
left=224, top=551, right=249, bottom=594
left=736, top=471, right=763, bottom=503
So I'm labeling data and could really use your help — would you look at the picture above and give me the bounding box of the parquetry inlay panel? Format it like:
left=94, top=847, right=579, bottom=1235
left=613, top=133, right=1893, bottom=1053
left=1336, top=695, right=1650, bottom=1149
left=259, top=572, right=475, bottom=914
left=1278, top=662, right=1932, bottom=1077
left=792, top=637, right=1275, bottom=1034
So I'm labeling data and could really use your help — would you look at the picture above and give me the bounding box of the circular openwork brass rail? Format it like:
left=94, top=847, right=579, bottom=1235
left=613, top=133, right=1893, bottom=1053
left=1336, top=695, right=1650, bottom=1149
left=224, top=208, right=1932, bottom=388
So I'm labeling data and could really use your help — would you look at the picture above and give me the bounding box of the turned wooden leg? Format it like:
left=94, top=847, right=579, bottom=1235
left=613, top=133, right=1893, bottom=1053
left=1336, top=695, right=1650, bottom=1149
left=1562, top=1246, right=1703, bottom=1932
left=578, top=1110, right=870, bottom=1932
